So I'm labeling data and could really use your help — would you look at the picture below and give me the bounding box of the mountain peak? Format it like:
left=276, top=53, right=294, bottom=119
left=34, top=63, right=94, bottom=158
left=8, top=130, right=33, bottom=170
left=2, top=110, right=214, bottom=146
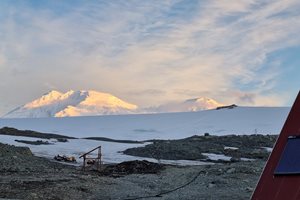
left=44, top=90, right=63, bottom=96
left=156, top=97, right=224, bottom=113
left=184, top=97, right=223, bottom=108
left=3, top=90, right=138, bottom=118
left=183, top=97, right=224, bottom=111
left=185, top=97, right=215, bottom=103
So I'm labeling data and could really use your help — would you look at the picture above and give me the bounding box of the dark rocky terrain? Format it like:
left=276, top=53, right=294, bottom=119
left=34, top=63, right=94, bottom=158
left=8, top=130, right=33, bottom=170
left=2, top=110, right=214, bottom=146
left=124, top=134, right=277, bottom=161
left=0, top=142, right=266, bottom=200
left=14, top=139, right=53, bottom=145
left=0, top=131, right=276, bottom=199
left=0, top=127, right=76, bottom=139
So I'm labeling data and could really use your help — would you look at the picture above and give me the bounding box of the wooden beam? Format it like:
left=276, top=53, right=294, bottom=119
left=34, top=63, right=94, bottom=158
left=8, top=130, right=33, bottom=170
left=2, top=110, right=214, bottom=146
left=79, top=145, right=101, bottom=158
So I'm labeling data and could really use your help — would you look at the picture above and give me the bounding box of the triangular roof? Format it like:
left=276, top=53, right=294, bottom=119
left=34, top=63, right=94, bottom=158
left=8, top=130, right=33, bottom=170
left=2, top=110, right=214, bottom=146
left=252, top=91, right=300, bottom=199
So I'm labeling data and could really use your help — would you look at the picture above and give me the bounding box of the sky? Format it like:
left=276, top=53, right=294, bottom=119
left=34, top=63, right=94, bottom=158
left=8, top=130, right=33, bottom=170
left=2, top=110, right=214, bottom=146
left=0, top=0, right=300, bottom=115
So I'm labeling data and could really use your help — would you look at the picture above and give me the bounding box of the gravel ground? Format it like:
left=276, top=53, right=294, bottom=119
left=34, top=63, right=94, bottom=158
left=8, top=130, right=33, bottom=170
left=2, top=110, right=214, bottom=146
left=0, top=142, right=265, bottom=200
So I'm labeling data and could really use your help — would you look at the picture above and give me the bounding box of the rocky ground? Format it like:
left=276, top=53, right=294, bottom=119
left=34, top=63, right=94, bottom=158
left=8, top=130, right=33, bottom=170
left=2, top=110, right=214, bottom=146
left=0, top=133, right=275, bottom=200
left=0, top=127, right=75, bottom=139
left=124, top=134, right=277, bottom=161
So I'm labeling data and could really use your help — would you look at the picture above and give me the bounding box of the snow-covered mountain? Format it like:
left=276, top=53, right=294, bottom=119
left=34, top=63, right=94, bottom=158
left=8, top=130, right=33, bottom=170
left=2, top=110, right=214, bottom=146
left=3, top=90, right=138, bottom=118
left=153, top=97, right=224, bottom=113
left=3, top=89, right=226, bottom=118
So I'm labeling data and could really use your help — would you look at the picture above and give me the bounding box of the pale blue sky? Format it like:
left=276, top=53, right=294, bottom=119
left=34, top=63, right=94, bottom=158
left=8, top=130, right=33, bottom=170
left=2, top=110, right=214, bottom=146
left=0, top=0, right=299, bottom=115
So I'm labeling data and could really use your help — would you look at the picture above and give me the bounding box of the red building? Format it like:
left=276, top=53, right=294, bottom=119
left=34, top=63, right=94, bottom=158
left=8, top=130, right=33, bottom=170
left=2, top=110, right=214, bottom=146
left=252, top=92, right=300, bottom=199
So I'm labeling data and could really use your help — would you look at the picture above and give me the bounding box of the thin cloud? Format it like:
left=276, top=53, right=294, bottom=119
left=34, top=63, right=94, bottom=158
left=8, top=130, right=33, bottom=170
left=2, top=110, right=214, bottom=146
left=127, top=89, right=166, bottom=96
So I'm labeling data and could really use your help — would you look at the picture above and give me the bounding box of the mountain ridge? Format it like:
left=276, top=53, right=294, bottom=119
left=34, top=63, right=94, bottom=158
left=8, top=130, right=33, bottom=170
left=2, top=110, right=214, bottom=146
left=3, top=90, right=225, bottom=118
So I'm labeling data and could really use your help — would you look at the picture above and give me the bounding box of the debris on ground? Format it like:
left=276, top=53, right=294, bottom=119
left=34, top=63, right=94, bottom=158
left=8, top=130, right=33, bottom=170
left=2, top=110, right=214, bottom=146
left=54, top=154, right=76, bottom=163
left=101, top=160, right=165, bottom=176
left=56, top=138, right=68, bottom=142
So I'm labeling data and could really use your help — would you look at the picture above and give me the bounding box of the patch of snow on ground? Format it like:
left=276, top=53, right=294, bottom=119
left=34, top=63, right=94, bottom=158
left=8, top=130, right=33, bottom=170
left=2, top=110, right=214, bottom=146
left=240, top=158, right=255, bottom=161
left=262, top=147, right=273, bottom=153
left=202, top=153, right=232, bottom=161
left=224, top=146, right=239, bottom=150
left=202, top=153, right=255, bottom=162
